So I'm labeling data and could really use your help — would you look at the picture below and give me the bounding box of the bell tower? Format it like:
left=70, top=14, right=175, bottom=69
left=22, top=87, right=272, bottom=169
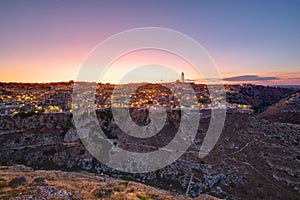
left=180, top=72, right=185, bottom=82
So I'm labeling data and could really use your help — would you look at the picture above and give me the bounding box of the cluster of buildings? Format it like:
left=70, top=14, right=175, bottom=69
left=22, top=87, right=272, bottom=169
left=0, top=75, right=253, bottom=116
left=0, top=82, right=72, bottom=115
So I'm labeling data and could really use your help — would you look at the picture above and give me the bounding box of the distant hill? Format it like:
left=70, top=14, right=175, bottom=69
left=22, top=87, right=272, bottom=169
left=226, top=84, right=298, bottom=113
left=259, top=92, right=300, bottom=124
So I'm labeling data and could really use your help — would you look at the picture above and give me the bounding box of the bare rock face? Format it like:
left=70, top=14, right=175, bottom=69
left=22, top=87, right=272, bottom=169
left=9, top=176, right=27, bottom=188
left=63, top=128, right=80, bottom=143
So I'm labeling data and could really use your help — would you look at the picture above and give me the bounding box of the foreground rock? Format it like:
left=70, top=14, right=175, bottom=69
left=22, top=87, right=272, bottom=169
left=8, top=176, right=27, bottom=188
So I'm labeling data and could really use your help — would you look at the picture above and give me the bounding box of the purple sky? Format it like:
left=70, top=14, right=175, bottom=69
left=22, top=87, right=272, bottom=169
left=0, top=0, right=299, bottom=84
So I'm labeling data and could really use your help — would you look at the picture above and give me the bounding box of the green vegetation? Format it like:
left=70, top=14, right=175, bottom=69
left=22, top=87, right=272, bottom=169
left=136, top=192, right=152, bottom=200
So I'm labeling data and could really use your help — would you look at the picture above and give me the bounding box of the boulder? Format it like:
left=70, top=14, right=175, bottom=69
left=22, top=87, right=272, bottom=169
left=32, top=177, right=48, bottom=184
left=9, top=176, right=27, bottom=188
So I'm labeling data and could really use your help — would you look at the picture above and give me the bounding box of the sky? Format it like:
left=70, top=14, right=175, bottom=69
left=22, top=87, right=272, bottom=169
left=0, top=0, right=299, bottom=85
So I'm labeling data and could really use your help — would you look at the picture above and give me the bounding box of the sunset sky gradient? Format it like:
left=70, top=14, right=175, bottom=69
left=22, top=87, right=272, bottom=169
left=0, top=0, right=299, bottom=85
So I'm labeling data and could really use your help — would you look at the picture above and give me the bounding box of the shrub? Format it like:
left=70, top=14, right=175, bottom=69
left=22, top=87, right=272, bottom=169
left=60, top=118, right=74, bottom=134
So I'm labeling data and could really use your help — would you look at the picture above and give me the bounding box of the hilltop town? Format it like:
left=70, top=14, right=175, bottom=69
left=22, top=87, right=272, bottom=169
left=1, top=81, right=296, bottom=116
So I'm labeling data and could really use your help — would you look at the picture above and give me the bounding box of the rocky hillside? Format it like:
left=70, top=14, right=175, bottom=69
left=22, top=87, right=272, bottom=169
left=259, top=92, right=300, bottom=124
left=0, top=110, right=299, bottom=199
left=0, top=165, right=218, bottom=200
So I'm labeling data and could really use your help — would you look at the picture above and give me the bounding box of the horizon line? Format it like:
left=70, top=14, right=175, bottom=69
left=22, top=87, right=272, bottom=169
left=0, top=80, right=299, bottom=87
